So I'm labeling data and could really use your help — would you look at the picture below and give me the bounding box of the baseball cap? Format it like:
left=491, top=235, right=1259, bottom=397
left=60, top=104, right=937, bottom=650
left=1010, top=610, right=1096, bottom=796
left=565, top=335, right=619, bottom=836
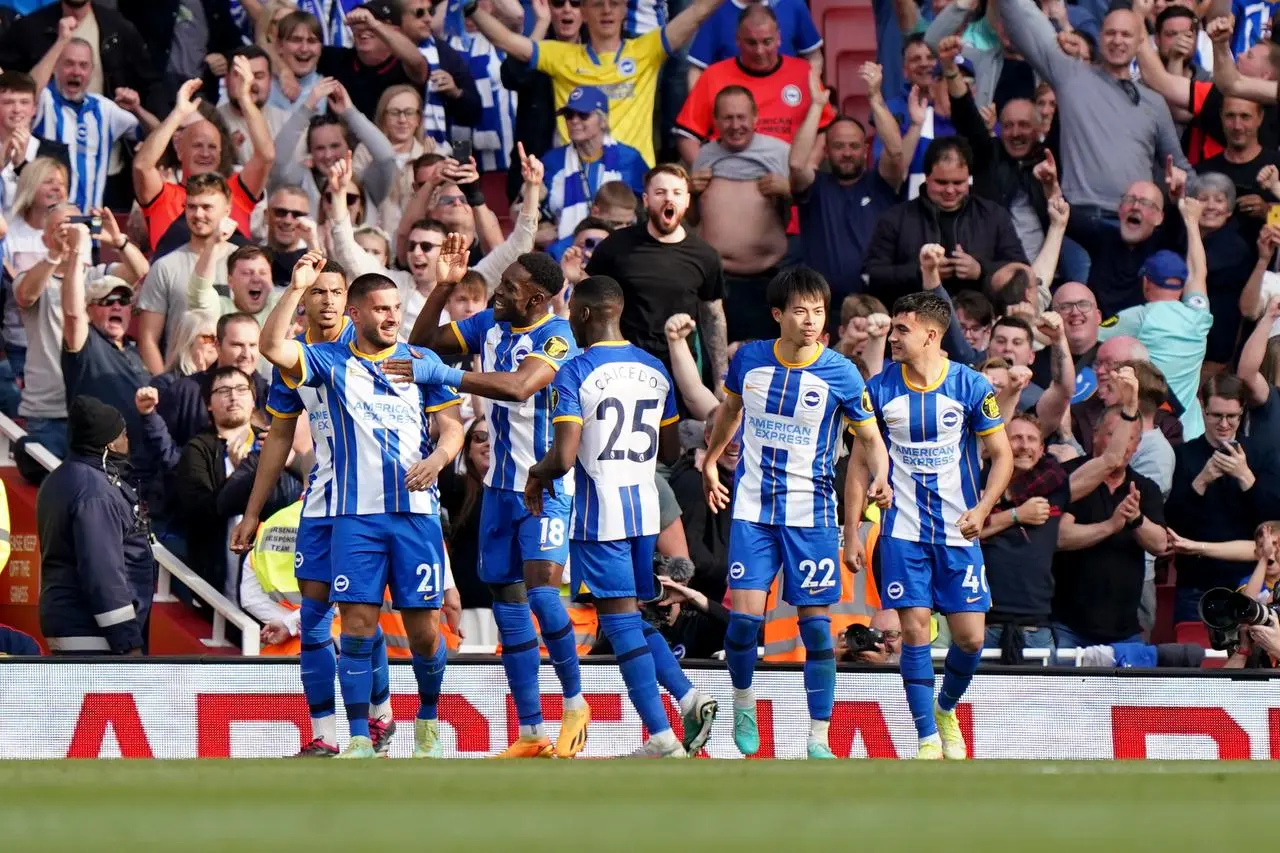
left=360, top=0, right=397, bottom=23
left=559, top=86, right=609, bottom=117
left=1138, top=250, right=1188, bottom=290
left=1071, top=366, right=1097, bottom=405
left=86, top=275, right=133, bottom=303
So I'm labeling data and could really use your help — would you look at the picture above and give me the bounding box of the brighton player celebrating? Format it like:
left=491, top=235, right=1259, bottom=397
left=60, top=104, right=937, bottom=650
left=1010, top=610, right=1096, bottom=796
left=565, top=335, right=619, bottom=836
left=862, top=245, right=1014, bottom=760
left=390, top=234, right=591, bottom=759
left=702, top=267, right=892, bottom=760
left=261, top=255, right=466, bottom=759
left=229, top=259, right=371, bottom=757
left=523, top=275, right=720, bottom=758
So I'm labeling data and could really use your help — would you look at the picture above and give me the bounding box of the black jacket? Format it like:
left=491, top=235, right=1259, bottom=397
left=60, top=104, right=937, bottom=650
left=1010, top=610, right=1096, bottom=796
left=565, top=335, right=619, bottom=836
left=175, top=429, right=300, bottom=593
left=501, top=55, right=555, bottom=203
left=37, top=453, right=154, bottom=654
left=0, top=2, right=167, bottom=117
left=863, top=192, right=1027, bottom=307
left=949, top=90, right=1051, bottom=235
left=1067, top=208, right=1185, bottom=318
left=154, top=367, right=269, bottom=451
left=118, top=0, right=243, bottom=110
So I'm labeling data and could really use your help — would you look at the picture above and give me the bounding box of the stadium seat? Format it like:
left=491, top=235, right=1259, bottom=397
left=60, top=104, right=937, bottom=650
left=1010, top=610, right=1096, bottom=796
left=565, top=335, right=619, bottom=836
left=841, top=94, right=872, bottom=129
left=810, top=0, right=872, bottom=30
left=824, top=7, right=878, bottom=87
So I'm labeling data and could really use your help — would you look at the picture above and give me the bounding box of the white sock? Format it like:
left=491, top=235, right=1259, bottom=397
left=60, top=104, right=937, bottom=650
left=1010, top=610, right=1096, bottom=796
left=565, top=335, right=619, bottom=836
left=519, top=723, right=545, bottom=738
left=371, top=699, right=393, bottom=722
left=733, top=687, right=755, bottom=710
left=809, top=720, right=830, bottom=743
left=563, top=693, right=587, bottom=711
left=651, top=729, right=679, bottom=750
left=677, top=688, right=698, bottom=715
left=934, top=700, right=954, bottom=717
left=920, top=733, right=941, bottom=747
left=312, top=715, right=337, bottom=746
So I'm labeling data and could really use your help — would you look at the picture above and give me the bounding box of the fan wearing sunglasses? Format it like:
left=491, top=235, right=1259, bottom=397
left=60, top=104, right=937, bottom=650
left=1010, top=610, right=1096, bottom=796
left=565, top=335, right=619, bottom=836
left=469, top=0, right=735, bottom=166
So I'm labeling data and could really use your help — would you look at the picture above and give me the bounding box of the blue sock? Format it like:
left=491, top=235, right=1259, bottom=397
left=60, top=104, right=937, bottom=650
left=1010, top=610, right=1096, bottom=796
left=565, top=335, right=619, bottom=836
left=642, top=623, right=693, bottom=702
left=493, top=601, right=544, bottom=727
left=412, top=637, right=448, bottom=721
left=724, top=612, right=763, bottom=691
left=937, top=644, right=983, bottom=712
left=599, top=612, right=670, bottom=735
left=370, top=626, right=390, bottom=709
left=338, top=633, right=374, bottom=739
left=299, top=598, right=337, bottom=726
left=528, top=586, right=582, bottom=699
left=900, top=643, right=937, bottom=738
left=798, top=615, right=835, bottom=722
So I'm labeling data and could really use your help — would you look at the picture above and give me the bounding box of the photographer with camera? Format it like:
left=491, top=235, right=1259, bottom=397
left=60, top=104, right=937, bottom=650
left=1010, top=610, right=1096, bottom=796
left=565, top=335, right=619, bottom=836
left=1186, top=521, right=1280, bottom=667
left=838, top=609, right=902, bottom=665
left=592, top=555, right=730, bottom=661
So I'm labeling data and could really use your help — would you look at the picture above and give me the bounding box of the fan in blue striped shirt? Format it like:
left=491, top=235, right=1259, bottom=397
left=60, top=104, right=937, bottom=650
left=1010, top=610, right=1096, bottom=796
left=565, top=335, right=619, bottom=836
left=542, top=86, right=647, bottom=239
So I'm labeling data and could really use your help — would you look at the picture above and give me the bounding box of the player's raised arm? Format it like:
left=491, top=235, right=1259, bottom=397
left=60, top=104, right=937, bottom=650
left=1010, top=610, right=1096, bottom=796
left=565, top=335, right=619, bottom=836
left=261, top=251, right=326, bottom=381
left=407, top=231, right=471, bottom=354
left=702, top=392, right=744, bottom=513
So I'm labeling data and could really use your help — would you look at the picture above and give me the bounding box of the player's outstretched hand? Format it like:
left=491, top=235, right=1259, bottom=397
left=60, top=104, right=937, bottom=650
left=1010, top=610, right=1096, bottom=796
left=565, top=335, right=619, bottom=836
left=229, top=514, right=259, bottom=554
left=406, top=455, right=445, bottom=491
left=957, top=507, right=987, bottom=541
left=703, top=463, right=730, bottom=514
left=436, top=232, right=470, bottom=285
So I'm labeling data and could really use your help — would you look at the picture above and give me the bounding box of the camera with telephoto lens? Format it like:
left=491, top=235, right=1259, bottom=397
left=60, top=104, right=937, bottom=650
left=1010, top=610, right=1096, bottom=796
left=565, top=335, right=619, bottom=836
left=1198, top=587, right=1277, bottom=652
left=640, top=555, right=696, bottom=624
left=844, top=624, right=885, bottom=657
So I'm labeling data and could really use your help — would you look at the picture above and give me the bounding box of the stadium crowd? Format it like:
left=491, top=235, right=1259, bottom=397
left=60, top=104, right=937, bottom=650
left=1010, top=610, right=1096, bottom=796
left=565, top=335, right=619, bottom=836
left=1, top=0, right=1280, bottom=675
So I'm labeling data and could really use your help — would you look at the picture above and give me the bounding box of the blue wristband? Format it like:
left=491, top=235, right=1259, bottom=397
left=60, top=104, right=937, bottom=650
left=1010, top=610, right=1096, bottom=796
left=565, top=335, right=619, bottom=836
left=439, top=365, right=465, bottom=388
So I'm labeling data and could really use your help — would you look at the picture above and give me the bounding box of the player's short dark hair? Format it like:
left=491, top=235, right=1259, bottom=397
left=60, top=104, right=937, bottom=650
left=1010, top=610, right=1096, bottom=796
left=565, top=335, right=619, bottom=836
left=594, top=180, right=637, bottom=211
left=573, top=216, right=614, bottom=236
left=516, top=252, right=565, bottom=297
left=952, top=290, right=994, bottom=326
left=1155, top=5, right=1197, bottom=34
left=202, top=366, right=256, bottom=406
left=992, top=314, right=1033, bottom=342
left=227, top=244, right=271, bottom=276
left=573, top=275, right=625, bottom=310
left=891, top=291, right=951, bottom=330
left=186, top=172, right=231, bottom=199
left=319, top=258, right=346, bottom=279
left=644, top=162, right=690, bottom=190
left=923, top=136, right=973, bottom=174
left=349, top=272, right=398, bottom=303
left=767, top=266, right=830, bottom=312
left=0, top=70, right=36, bottom=97
left=216, top=312, right=258, bottom=342
left=407, top=217, right=448, bottom=235
left=715, top=85, right=757, bottom=116
left=231, top=43, right=272, bottom=71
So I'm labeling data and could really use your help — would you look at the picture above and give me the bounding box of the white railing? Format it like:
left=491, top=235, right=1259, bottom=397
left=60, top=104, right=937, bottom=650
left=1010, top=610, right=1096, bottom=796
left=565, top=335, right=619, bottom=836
left=0, top=413, right=260, bottom=655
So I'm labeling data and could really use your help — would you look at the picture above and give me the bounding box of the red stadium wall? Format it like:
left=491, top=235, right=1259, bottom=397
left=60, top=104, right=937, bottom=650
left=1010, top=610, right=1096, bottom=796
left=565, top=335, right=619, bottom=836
left=2, top=661, right=1279, bottom=759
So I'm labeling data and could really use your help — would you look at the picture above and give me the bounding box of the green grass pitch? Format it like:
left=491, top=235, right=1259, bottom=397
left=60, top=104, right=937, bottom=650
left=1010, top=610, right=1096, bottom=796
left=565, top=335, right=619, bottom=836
left=0, top=760, right=1272, bottom=852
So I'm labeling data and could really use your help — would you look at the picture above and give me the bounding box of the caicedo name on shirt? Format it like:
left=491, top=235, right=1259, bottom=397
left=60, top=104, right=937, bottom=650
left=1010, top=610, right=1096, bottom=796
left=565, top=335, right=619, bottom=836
left=590, top=362, right=666, bottom=391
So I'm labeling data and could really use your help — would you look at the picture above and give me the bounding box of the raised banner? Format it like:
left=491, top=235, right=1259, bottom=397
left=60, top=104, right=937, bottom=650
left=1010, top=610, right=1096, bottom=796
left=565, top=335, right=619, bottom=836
left=2, top=662, right=1279, bottom=759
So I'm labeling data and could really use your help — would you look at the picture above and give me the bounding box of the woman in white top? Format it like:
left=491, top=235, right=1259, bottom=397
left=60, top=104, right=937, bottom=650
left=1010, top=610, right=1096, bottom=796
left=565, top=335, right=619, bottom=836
left=353, top=85, right=437, bottom=238
left=3, top=157, right=69, bottom=370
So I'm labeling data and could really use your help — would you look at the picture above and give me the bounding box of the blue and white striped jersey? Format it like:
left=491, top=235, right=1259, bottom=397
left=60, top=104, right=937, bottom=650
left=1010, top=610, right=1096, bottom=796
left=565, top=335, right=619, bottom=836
left=241, top=0, right=355, bottom=45
left=865, top=360, right=1004, bottom=547
left=1232, top=1, right=1279, bottom=55
left=543, top=138, right=648, bottom=239
left=288, top=339, right=461, bottom=516
left=551, top=342, right=678, bottom=541
left=625, top=0, right=667, bottom=36
left=449, top=30, right=517, bottom=174
left=726, top=341, right=874, bottom=528
left=265, top=318, right=356, bottom=519
left=451, top=308, right=579, bottom=492
left=33, top=87, right=138, bottom=212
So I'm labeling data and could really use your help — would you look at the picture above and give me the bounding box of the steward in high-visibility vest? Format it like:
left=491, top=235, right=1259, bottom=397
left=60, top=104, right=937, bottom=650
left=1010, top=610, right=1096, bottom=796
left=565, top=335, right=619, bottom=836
left=762, top=505, right=881, bottom=662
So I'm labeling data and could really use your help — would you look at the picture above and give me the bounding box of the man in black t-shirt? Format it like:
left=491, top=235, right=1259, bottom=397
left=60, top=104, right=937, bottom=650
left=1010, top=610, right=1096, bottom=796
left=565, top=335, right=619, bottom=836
left=1052, top=406, right=1169, bottom=649
left=587, top=164, right=728, bottom=393
left=1199, top=97, right=1280, bottom=242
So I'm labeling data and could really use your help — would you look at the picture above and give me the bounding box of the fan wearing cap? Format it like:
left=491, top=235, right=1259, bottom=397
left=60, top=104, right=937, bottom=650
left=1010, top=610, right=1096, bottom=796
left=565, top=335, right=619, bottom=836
left=60, top=233, right=151, bottom=449
left=542, top=86, right=646, bottom=240
left=1097, top=196, right=1213, bottom=441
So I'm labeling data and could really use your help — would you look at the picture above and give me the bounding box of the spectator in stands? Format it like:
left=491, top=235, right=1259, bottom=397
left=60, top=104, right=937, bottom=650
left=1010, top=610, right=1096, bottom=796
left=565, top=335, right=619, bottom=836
left=355, top=84, right=431, bottom=237
left=675, top=3, right=834, bottom=166
left=1198, top=100, right=1280, bottom=241
left=543, top=86, right=646, bottom=240
left=155, top=312, right=268, bottom=450
left=471, top=0, right=732, bottom=165
left=189, top=244, right=281, bottom=335
left=1071, top=335, right=1185, bottom=454
left=136, top=172, right=236, bottom=375
left=216, top=46, right=290, bottom=167
left=1153, top=5, right=1209, bottom=86
left=1053, top=404, right=1170, bottom=649
left=269, top=79, right=399, bottom=217
left=667, top=412, right=736, bottom=604
left=1185, top=173, right=1255, bottom=372
left=558, top=216, right=615, bottom=280
left=440, top=416, right=494, bottom=632
left=15, top=205, right=147, bottom=459
left=264, top=186, right=315, bottom=284
left=690, top=86, right=791, bottom=343
left=865, top=136, right=1026, bottom=305
left=28, top=31, right=153, bottom=214
left=37, top=395, right=153, bottom=655
left=833, top=294, right=889, bottom=361
left=1237, top=296, right=1280, bottom=470
left=587, top=163, right=727, bottom=393
left=1002, top=0, right=1191, bottom=215
left=925, top=0, right=1047, bottom=110
left=317, top=2, right=435, bottom=117
left=402, top=0, right=490, bottom=148
left=151, top=312, right=218, bottom=398
left=1097, top=197, right=1211, bottom=440
left=0, top=71, right=70, bottom=206
left=133, top=77, right=275, bottom=255
left=790, top=66, right=908, bottom=318
left=501, top=0, right=583, bottom=200
left=1166, top=373, right=1271, bottom=624
left=953, top=290, right=994, bottom=356
left=545, top=182, right=637, bottom=265
left=0, top=0, right=165, bottom=117
left=175, top=365, right=300, bottom=598
left=267, top=9, right=325, bottom=112
left=685, top=0, right=822, bottom=87
left=1034, top=282, right=1101, bottom=387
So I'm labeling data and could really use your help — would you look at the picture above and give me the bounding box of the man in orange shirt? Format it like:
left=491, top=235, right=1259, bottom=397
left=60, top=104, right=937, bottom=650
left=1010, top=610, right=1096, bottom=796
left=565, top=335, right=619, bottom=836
left=674, top=3, right=834, bottom=163
left=131, top=68, right=275, bottom=258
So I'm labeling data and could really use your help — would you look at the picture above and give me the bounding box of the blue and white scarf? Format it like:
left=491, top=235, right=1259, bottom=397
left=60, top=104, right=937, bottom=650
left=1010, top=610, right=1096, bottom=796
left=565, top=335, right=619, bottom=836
left=448, top=30, right=516, bottom=173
